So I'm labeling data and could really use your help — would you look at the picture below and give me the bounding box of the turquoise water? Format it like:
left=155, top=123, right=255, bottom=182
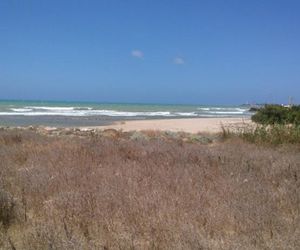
left=0, top=100, right=252, bottom=118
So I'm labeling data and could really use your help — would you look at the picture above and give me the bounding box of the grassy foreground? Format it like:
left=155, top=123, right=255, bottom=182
left=0, top=128, right=299, bottom=249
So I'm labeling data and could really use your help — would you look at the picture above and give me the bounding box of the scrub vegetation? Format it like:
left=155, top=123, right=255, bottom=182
left=0, top=128, right=299, bottom=249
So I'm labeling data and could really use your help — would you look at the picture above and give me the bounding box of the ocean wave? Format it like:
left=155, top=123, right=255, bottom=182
left=203, top=111, right=245, bottom=114
left=197, top=108, right=210, bottom=111
left=11, top=108, right=33, bottom=112
left=86, top=110, right=173, bottom=117
left=25, top=106, right=77, bottom=111
left=175, top=112, right=198, bottom=116
left=0, top=110, right=174, bottom=117
left=197, top=107, right=248, bottom=112
left=0, top=106, right=249, bottom=117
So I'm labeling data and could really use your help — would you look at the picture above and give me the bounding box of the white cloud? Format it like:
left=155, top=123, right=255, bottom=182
left=173, top=57, right=185, bottom=65
left=131, top=50, right=144, bottom=59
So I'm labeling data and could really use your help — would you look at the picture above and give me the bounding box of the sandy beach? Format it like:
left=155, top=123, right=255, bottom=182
left=92, top=117, right=252, bottom=134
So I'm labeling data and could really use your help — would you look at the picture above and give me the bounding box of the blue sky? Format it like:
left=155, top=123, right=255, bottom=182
left=0, top=0, right=299, bottom=104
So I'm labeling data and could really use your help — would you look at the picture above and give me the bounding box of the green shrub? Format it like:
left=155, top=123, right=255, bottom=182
left=251, top=105, right=288, bottom=125
left=251, top=104, right=300, bottom=125
left=288, top=106, right=300, bottom=125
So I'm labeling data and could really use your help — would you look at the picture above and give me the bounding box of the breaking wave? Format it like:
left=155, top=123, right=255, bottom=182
left=0, top=105, right=251, bottom=118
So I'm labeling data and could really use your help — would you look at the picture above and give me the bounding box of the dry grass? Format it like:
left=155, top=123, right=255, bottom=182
left=0, top=129, right=299, bottom=249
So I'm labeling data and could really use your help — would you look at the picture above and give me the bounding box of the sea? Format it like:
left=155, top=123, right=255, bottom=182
left=0, top=100, right=252, bottom=127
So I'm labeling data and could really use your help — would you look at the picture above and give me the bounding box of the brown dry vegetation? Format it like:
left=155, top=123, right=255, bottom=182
left=0, top=129, right=299, bottom=249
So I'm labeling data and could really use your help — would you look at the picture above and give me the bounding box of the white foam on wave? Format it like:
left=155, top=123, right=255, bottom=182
left=175, top=112, right=198, bottom=116
left=0, top=110, right=245, bottom=117
left=87, top=110, right=174, bottom=117
left=11, top=108, right=33, bottom=112
left=0, top=106, right=249, bottom=117
left=198, top=107, right=247, bottom=112
left=197, top=107, right=210, bottom=111
left=205, top=111, right=245, bottom=114
left=0, top=110, right=174, bottom=117
left=25, top=106, right=76, bottom=111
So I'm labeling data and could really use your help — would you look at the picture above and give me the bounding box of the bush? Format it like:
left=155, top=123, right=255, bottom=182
left=251, top=104, right=300, bottom=125
left=251, top=105, right=288, bottom=125
left=288, top=106, right=300, bottom=125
